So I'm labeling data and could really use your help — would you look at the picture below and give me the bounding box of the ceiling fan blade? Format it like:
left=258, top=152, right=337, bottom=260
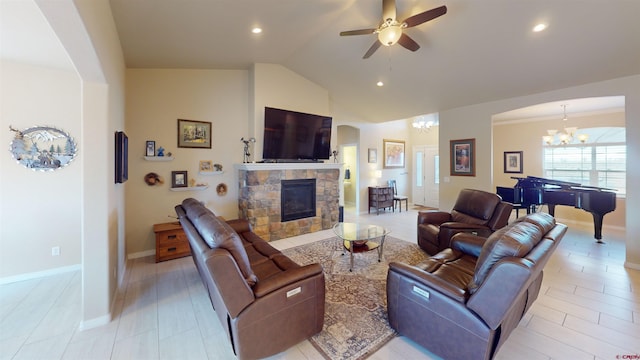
left=403, top=5, right=447, bottom=28
left=340, top=29, right=377, bottom=36
left=363, top=41, right=382, bottom=59
left=398, top=33, right=420, bottom=52
left=382, top=0, right=396, bottom=21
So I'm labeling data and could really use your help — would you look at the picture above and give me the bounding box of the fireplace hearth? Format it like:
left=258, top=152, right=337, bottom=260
left=281, top=179, right=316, bottom=222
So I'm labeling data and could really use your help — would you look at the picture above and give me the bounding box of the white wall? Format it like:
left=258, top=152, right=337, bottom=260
left=125, top=69, right=249, bottom=256
left=0, top=61, right=82, bottom=278
left=439, top=75, right=640, bottom=268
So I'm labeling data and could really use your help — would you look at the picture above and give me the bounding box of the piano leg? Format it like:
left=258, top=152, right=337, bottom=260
left=547, top=204, right=555, bottom=216
left=591, top=212, right=605, bottom=244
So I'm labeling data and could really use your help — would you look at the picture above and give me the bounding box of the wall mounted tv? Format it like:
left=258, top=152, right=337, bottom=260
left=262, top=107, right=332, bottom=162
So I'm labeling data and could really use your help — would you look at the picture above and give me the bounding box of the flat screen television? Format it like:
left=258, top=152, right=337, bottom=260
left=262, top=107, right=332, bottom=161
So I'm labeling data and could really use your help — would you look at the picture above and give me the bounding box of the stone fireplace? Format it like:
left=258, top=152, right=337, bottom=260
left=236, top=163, right=341, bottom=241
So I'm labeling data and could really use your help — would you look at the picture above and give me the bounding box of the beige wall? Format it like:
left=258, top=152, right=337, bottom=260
left=125, top=69, right=249, bottom=256
left=439, top=75, right=640, bottom=268
left=125, top=64, right=334, bottom=257
left=493, top=110, right=626, bottom=229
left=0, top=61, right=82, bottom=278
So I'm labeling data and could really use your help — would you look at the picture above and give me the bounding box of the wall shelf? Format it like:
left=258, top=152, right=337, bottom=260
left=144, top=156, right=174, bottom=162
left=169, top=185, right=209, bottom=192
left=199, top=171, right=224, bottom=176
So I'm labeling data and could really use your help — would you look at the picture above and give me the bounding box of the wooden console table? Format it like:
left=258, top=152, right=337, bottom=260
left=368, top=186, right=394, bottom=215
left=154, top=221, right=191, bottom=262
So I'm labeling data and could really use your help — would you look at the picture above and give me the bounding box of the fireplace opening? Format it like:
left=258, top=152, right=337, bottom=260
left=281, top=179, right=316, bottom=222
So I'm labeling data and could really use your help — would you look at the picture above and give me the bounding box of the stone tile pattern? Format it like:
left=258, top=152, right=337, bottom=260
left=238, top=168, right=340, bottom=241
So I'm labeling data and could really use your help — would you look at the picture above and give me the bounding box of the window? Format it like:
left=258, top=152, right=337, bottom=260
left=543, top=127, right=625, bottom=196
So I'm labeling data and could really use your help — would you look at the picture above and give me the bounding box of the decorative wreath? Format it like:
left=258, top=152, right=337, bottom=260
left=216, top=183, right=228, bottom=196
left=144, top=172, right=164, bottom=186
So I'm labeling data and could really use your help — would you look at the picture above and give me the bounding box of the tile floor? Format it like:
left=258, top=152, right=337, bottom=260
left=1, top=207, right=638, bottom=359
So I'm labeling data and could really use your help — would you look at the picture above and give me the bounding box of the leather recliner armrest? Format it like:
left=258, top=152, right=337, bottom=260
left=253, top=263, right=323, bottom=298
left=439, top=222, right=493, bottom=239
left=450, top=232, right=486, bottom=257
left=225, top=218, right=252, bottom=234
left=388, top=262, right=468, bottom=303
left=418, top=211, right=452, bottom=226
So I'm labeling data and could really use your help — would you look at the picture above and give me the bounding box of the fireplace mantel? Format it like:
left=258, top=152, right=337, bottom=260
left=234, top=162, right=342, bottom=171
left=235, top=162, right=341, bottom=241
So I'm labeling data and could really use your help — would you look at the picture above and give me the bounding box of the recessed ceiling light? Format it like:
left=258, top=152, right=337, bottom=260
left=252, top=27, right=262, bottom=34
left=376, top=81, right=384, bottom=87
left=533, top=23, right=547, bottom=32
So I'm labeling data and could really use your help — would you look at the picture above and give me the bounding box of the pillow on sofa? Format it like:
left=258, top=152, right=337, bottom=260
left=194, top=213, right=258, bottom=286
left=468, top=221, right=543, bottom=294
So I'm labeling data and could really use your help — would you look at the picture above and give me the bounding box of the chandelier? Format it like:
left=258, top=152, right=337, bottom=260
left=411, top=115, right=436, bottom=133
left=543, top=104, right=588, bottom=145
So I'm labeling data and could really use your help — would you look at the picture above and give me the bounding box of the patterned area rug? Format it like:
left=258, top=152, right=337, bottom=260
left=282, top=236, right=430, bottom=360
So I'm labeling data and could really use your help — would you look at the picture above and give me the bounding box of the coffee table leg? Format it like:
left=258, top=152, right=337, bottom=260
left=350, top=241, right=354, bottom=271
left=377, top=235, right=386, bottom=262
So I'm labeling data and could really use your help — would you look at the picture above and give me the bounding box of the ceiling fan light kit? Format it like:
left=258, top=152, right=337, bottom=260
left=340, top=0, right=447, bottom=59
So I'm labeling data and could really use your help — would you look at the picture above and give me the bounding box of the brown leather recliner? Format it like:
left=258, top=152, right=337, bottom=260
left=388, top=212, right=567, bottom=360
left=417, top=188, right=513, bottom=255
left=175, top=198, right=325, bottom=360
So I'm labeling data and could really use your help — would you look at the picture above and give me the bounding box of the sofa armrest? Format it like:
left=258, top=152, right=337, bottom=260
left=388, top=262, right=468, bottom=303
left=226, top=218, right=251, bottom=234
left=451, top=232, right=486, bottom=257
left=418, top=211, right=452, bottom=226
left=253, top=263, right=324, bottom=298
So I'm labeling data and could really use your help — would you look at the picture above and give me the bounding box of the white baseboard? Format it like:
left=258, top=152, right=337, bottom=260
left=0, top=264, right=81, bottom=285
left=127, top=249, right=155, bottom=260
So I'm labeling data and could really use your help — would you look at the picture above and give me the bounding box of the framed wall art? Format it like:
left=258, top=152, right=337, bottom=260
left=171, top=170, right=188, bottom=188
left=383, top=139, right=405, bottom=169
left=504, top=151, right=523, bottom=173
left=115, top=131, right=128, bottom=183
left=199, top=160, right=213, bottom=173
left=178, top=119, right=211, bottom=148
left=368, top=148, right=377, bottom=163
left=9, top=125, right=78, bottom=172
left=145, top=140, right=155, bottom=156
left=450, top=138, right=475, bottom=176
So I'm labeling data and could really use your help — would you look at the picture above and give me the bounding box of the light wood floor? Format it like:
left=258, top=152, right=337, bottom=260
left=1, top=208, right=638, bottom=359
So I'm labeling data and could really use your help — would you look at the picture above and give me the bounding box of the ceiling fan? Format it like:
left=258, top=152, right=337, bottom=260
left=340, top=0, right=447, bottom=59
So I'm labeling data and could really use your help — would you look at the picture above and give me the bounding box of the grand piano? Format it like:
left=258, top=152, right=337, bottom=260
left=497, top=176, right=617, bottom=243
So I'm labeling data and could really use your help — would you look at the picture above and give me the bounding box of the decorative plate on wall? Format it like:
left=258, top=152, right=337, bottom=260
left=9, top=125, right=77, bottom=171
left=216, top=183, right=228, bottom=196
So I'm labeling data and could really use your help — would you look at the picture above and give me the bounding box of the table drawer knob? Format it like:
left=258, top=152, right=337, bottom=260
left=167, top=247, right=177, bottom=252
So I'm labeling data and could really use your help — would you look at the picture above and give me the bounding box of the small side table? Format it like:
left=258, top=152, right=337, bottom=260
left=154, top=222, right=191, bottom=262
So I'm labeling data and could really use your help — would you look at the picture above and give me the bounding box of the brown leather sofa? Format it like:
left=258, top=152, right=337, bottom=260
left=175, top=198, right=325, bottom=360
left=417, top=188, right=513, bottom=255
left=388, top=212, right=567, bottom=360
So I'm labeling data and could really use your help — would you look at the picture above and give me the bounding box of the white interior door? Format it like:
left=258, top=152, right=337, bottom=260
left=412, top=145, right=439, bottom=208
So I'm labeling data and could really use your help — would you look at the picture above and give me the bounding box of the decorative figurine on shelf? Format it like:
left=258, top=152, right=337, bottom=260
left=241, top=137, right=256, bottom=163
left=157, top=146, right=165, bottom=157
left=214, top=163, right=223, bottom=172
left=332, top=150, right=339, bottom=163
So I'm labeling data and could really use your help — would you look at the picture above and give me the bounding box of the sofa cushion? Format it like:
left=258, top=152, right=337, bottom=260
left=182, top=198, right=211, bottom=220
left=193, top=213, right=258, bottom=286
left=468, top=221, right=543, bottom=293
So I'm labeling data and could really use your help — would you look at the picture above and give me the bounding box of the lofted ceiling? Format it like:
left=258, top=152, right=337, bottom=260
left=3, top=1, right=639, bottom=123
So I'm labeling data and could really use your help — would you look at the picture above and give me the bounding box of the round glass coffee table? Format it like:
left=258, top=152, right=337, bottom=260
left=332, top=222, right=390, bottom=271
